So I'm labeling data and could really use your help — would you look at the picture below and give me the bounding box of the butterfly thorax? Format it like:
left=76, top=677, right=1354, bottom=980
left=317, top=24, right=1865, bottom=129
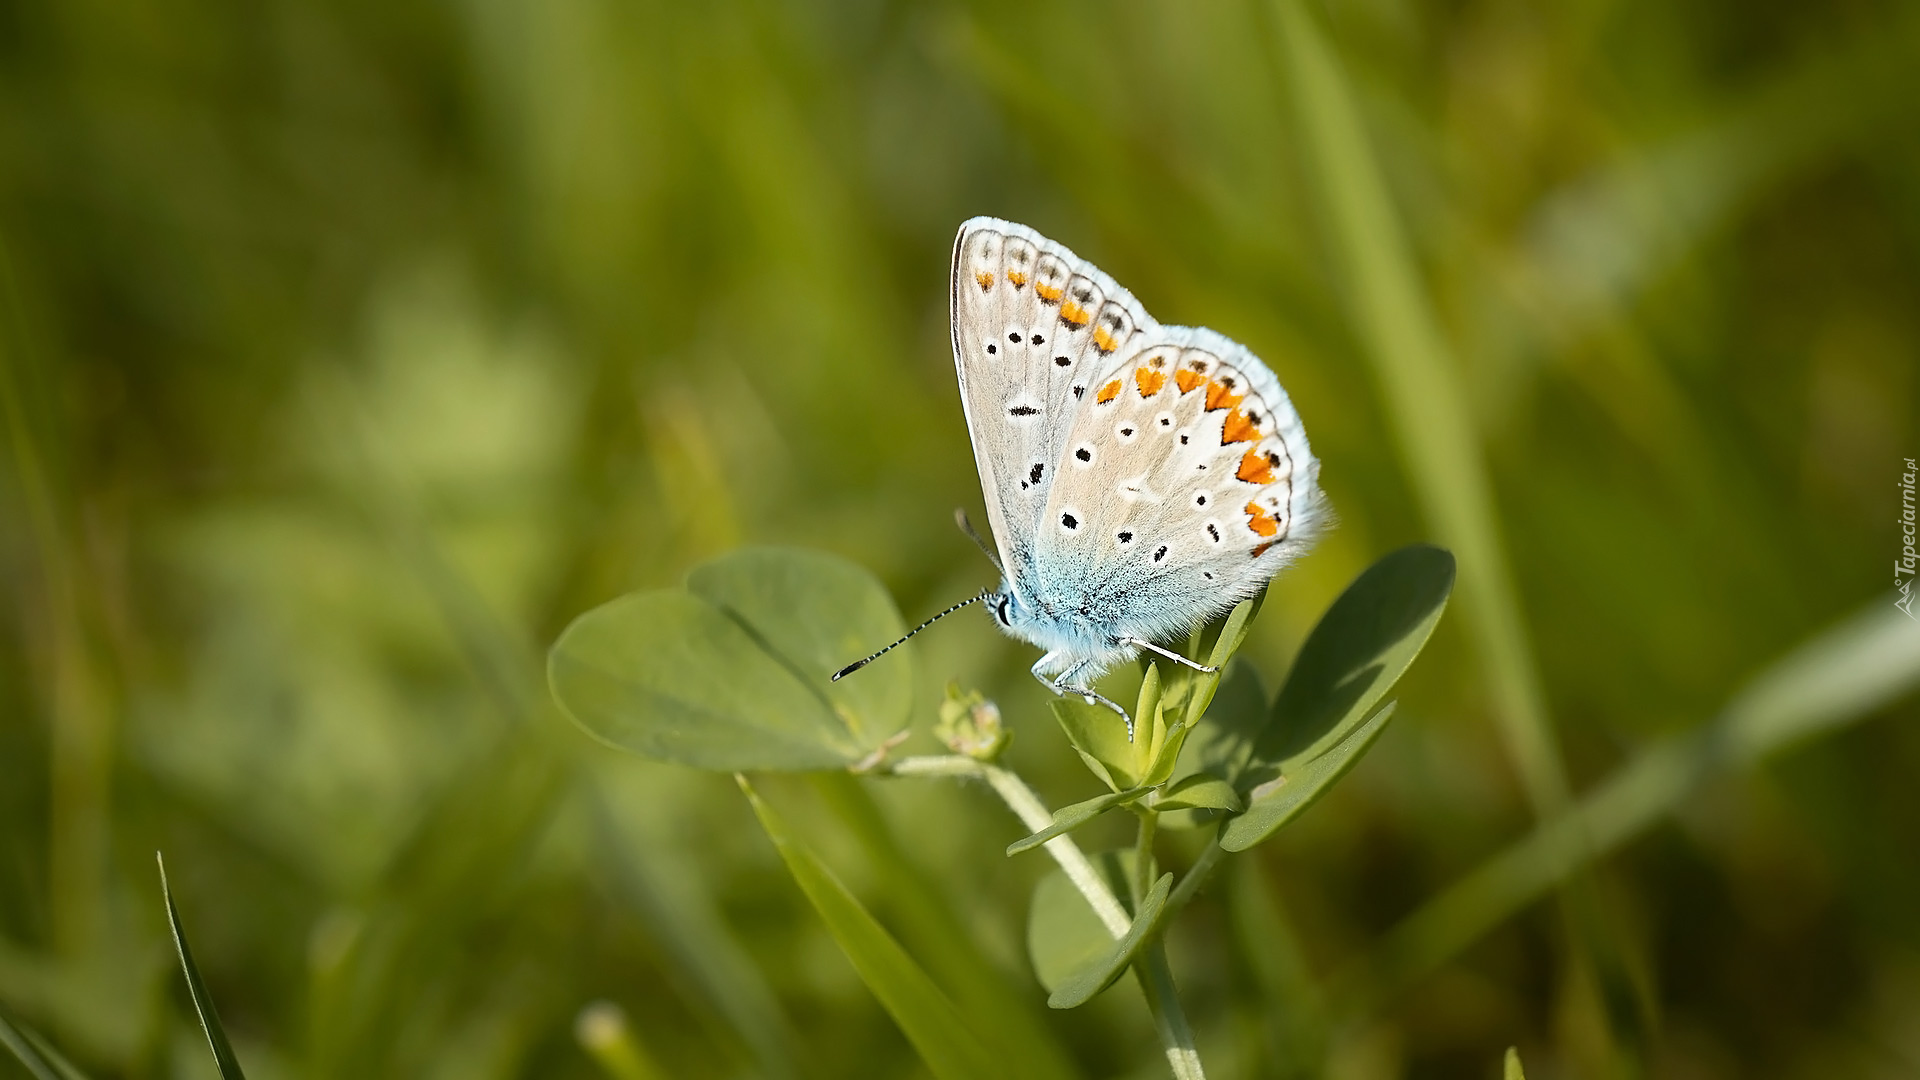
left=988, top=579, right=1137, bottom=677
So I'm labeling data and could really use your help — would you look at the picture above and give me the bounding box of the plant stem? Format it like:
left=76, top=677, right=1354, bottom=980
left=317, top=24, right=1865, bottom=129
left=1135, top=942, right=1206, bottom=1080
left=1166, top=835, right=1226, bottom=916
left=1131, top=809, right=1159, bottom=905
left=888, top=756, right=1131, bottom=936
left=891, top=754, right=1209, bottom=1079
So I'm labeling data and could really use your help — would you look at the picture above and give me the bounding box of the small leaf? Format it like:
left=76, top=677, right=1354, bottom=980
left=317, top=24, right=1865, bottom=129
left=1005, top=788, right=1149, bottom=856
left=739, top=778, right=1001, bottom=1080
left=1504, top=1046, right=1527, bottom=1080
left=1131, top=663, right=1165, bottom=776
left=1052, top=698, right=1139, bottom=791
left=1175, top=663, right=1267, bottom=783
left=1219, top=702, right=1398, bottom=852
left=1240, top=546, right=1453, bottom=788
left=550, top=548, right=909, bottom=771
left=1151, top=773, right=1244, bottom=813
left=1046, top=872, right=1173, bottom=1009
left=158, top=853, right=248, bottom=1079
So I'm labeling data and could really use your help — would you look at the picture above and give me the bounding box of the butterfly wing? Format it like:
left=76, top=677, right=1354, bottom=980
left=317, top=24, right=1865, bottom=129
left=951, top=218, right=1154, bottom=582
left=1032, top=324, right=1326, bottom=647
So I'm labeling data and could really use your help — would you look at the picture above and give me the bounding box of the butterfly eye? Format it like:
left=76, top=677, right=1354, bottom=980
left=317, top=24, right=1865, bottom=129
left=995, top=596, right=1012, bottom=626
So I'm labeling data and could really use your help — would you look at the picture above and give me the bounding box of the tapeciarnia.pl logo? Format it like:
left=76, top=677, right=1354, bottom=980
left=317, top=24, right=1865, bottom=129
left=1899, top=457, right=1917, bottom=620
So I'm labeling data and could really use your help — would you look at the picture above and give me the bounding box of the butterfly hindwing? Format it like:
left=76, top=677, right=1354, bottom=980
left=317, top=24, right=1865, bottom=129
left=1033, top=326, right=1324, bottom=645
left=951, top=218, right=1154, bottom=579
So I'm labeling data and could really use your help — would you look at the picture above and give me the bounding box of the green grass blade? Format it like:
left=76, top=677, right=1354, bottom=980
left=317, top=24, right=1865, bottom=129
left=1269, top=0, right=1571, bottom=820
left=1504, top=1046, right=1527, bottom=1080
left=737, top=778, right=1003, bottom=1080
left=0, top=1005, right=91, bottom=1080
left=1332, top=601, right=1920, bottom=1017
left=157, top=853, right=248, bottom=1079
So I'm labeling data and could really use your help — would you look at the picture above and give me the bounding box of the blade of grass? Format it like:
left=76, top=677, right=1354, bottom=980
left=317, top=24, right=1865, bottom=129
left=157, top=853, right=248, bottom=1079
left=1268, top=0, right=1636, bottom=1056
left=1269, top=0, right=1567, bottom=824
left=737, top=777, right=1003, bottom=1080
left=589, top=783, right=804, bottom=1080
left=809, top=774, right=1081, bottom=1080
left=1331, top=600, right=1920, bottom=1018
left=0, top=1004, right=92, bottom=1080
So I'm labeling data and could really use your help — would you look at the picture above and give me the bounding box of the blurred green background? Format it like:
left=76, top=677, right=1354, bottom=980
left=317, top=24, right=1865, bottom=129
left=3, top=0, right=1918, bottom=1077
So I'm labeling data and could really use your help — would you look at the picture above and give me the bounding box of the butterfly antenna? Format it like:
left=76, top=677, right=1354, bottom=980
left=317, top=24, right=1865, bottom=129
left=954, top=509, right=1004, bottom=574
left=832, top=592, right=988, bottom=681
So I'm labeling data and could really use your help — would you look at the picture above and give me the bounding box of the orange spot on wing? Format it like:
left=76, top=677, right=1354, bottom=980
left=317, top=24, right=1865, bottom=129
left=1035, top=283, right=1063, bottom=302
left=1097, top=379, right=1123, bottom=404
left=1244, top=502, right=1279, bottom=538
left=1175, top=369, right=1206, bottom=394
left=1092, top=325, right=1119, bottom=353
left=1221, top=408, right=1259, bottom=444
left=1135, top=367, right=1167, bottom=397
left=1236, top=448, right=1275, bottom=484
left=975, top=271, right=994, bottom=290
left=1008, top=271, right=1027, bottom=287
left=1060, top=301, right=1091, bottom=328
left=1204, top=379, right=1244, bottom=412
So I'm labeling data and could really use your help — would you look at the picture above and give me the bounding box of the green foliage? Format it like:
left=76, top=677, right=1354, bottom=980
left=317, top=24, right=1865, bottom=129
left=1221, top=544, right=1455, bottom=850
left=549, top=548, right=911, bottom=770
left=158, top=855, right=248, bottom=1079
left=738, top=778, right=1002, bottom=1080
left=0, top=1007, right=90, bottom=1080
left=4, top=0, right=1917, bottom=1075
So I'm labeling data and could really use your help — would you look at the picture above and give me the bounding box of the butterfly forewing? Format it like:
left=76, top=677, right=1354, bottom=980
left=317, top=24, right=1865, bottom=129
left=951, top=218, right=1153, bottom=577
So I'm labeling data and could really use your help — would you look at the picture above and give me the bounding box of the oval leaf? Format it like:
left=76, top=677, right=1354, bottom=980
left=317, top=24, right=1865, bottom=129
left=1219, top=701, right=1398, bottom=851
left=689, top=548, right=912, bottom=746
left=550, top=548, right=909, bottom=770
left=1052, top=698, right=1138, bottom=791
left=1151, top=773, right=1244, bottom=813
left=1240, top=545, right=1452, bottom=787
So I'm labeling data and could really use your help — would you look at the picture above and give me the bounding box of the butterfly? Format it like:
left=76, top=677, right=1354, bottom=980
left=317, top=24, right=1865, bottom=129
left=837, top=218, right=1326, bottom=735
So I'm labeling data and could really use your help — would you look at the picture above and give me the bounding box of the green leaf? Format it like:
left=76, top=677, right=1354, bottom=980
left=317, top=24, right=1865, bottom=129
left=1005, top=788, right=1150, bottom=856
left=1151, top=773, right=1244, bottom=813
left=1161, top=663, right=1267, bottom=829
left=158, top=853, right=248, bottom=1079
left=1052, top=697, right=1140, bottom=791
left=550, top=547, right=910, bottom=771
left=1047, top=872, right=1173, bottom=1009
left=738, top=778, right=1001, bottom=1080
left=687, top=549, right=910, bottom=749
left=1024, top=851, right=1175, bottom=1007
left=1169, top=594, right=1264, bottom=727
left=1026, top=850, right=1134, bottom=994
left=1131, top=663, right=1166, bottom=777
left=1220, top=702, right=1398, bottom=852
left=0, top=1005, right=92, bottom=1080
left=1505, top=1047, right=1527, bottom=1080
left=1241, top=545, right=1453, bottom=787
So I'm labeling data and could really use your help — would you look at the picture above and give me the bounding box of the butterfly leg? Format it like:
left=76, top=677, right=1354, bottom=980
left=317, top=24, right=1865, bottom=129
left=1030, top=655, right=1137, bottom=741
left=1120, top=637, right=1218, bottom=674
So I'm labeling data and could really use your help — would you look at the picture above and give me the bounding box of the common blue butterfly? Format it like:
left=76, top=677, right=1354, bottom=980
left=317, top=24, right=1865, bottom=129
left=837, top=218, right=1326, bottom=735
